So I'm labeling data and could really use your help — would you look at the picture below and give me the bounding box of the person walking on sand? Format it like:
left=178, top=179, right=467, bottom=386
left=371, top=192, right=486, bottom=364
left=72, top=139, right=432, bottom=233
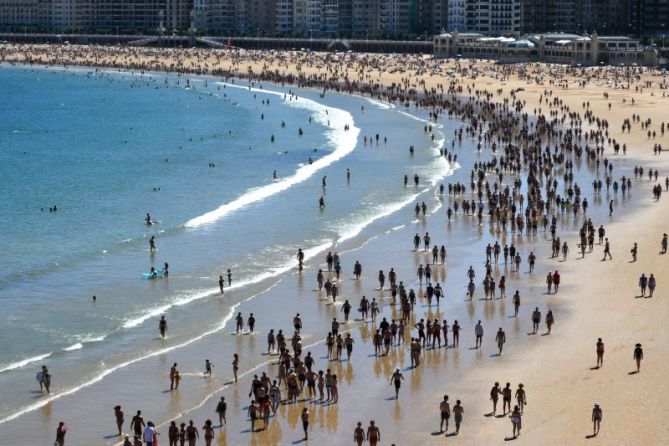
left=515, top=384, right=526, bottom=413
left=546, top=272, right=553, bottom=294
left=114, top=405, right=124, bottom=436
left=490, top=382, right=502, bottom=414
left=662, top=233, right=668, bottom=254
left=510, top=405, right=522, bottom=438
left=367, top=421, right=381, bottom=446
left=301, top=407, right=310, bottom=440
left=552, top=270, right=560, bottom=292
left=439, top=395, right=451, bottom=432
left=639, top=273, right=648, bottom=296
left=354, top=422, right=365, bottom=446
left=596, top=338, right=605, bottom=368
left=390, top=368, right=404, bottom=399
left=634, top=343, right=644, bottom=372
left=592, top=403, right=602, bottom=436
left=513, top=291, right=520, bottom=317
left=546, top=310, right=555, bottom=334
left=496, top=328, right=506, bottom=355
left=532, top=307, right=541, bottom=334
left=502, top=383, right=513, bottom=414
left=475, top=321, right=484, bottom=348
left=453, top=400, right=464, bottom=435
left=648, top=274, right=656, bottom=297
left=602, top=238, right=612, bottom=261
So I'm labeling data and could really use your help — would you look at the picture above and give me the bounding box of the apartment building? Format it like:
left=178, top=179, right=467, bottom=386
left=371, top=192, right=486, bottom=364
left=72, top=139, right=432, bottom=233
left=465, top=0, right=521, bottom=36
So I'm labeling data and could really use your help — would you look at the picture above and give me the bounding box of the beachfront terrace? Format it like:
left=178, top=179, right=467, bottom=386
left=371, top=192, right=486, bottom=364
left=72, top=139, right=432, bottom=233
left=433, top=31, right=659, bottom=67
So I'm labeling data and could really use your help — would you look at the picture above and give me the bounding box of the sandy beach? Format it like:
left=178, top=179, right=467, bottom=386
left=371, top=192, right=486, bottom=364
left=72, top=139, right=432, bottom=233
left=1, top=43, right=668, bottom=445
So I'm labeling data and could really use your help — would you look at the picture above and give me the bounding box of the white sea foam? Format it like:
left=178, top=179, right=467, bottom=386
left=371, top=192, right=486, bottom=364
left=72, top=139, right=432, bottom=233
left=122, top=240, right=333, bottom=329
left=184, top=83, right=360, bottom=229
left=336, top=191, right=428, bottom=244
left=0, top=278, right=289, bottom=426
left=0, top=352, right=52, bottom=374
left=63, top=343, right=83, bottom=352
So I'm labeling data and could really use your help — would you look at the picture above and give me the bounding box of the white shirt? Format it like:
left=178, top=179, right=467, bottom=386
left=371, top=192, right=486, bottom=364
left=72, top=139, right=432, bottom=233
left=143, top=426, right=155, bottom=442
left=475, top=324, right=484, bottom=336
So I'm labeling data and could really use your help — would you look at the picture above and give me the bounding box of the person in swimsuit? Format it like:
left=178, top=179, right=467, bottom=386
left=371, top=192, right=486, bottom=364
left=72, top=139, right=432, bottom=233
left=301, top=407, right=310, bottom=440
left=515, top=384, right=526, bottom=413
left=633, top=343, right=644, bottom=372
left=202, top=419, right=214, bottom=446
left=232, top=354, right=239, bottom=382
left=511, top=405, right=522, bottom=438
left=596, top=338, right=605, bottom=368
left=367, top=421, right=381, bottom=446
left=592, top=403, right=602, bottom=436
left=354, top=422, right=365, bottom=446
left=215, top=397, right=226, bottom=426
left=159, top=316, right=167, bottom=339
left=168, top=421, right=179, bottom=446
left=439, top=395, right=451, bottom=432
left=502, top=383, right=512, bottom=414
left=55, top=421, right=67, bottom=446
left=114, top=405, right=124, bottom=436
left=185, top=420, right=198, bottom=446
left=490, top=382, right=502, bottom=414
left=453, top=400, right=464, bottom=434
left=130, top=411, right=145, bottom=440
left=390, top=368, right=404, bottom=399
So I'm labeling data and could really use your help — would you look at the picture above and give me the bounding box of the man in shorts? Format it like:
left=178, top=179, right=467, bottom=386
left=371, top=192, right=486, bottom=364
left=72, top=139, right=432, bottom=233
left=439, top=395, right=451, bottom=432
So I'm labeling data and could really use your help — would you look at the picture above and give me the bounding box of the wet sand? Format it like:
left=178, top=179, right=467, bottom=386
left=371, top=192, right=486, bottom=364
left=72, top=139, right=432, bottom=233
left=1, top=44, right=669, bottom=445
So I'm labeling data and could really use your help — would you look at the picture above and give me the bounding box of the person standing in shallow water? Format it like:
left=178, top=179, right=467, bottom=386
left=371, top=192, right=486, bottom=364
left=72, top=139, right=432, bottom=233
left=114, top=405, right=124, bottom=436
left=55, top=421, right=67, bottom=446
left=159, top=315, right=167, bottom=338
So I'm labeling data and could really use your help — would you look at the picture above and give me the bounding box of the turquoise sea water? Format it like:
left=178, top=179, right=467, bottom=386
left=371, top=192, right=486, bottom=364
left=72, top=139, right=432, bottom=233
left=0, top=65, right=455, bottom=421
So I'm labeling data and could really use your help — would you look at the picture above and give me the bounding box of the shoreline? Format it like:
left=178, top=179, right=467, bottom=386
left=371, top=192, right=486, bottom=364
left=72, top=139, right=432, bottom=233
left=0, top=62, right=456, bottom=431
left=1, top=45, right=669, bottom=445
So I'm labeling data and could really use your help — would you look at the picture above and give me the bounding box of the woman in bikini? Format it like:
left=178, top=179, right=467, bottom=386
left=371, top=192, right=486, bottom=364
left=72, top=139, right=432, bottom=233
left=511, top=405, right=522, bottom=438
left=202, top=420, right=214, bottom=446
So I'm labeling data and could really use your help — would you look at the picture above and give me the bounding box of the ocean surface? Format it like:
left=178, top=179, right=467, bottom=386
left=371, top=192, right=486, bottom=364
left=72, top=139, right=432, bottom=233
left=0, top=65, right=456, bottom=423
